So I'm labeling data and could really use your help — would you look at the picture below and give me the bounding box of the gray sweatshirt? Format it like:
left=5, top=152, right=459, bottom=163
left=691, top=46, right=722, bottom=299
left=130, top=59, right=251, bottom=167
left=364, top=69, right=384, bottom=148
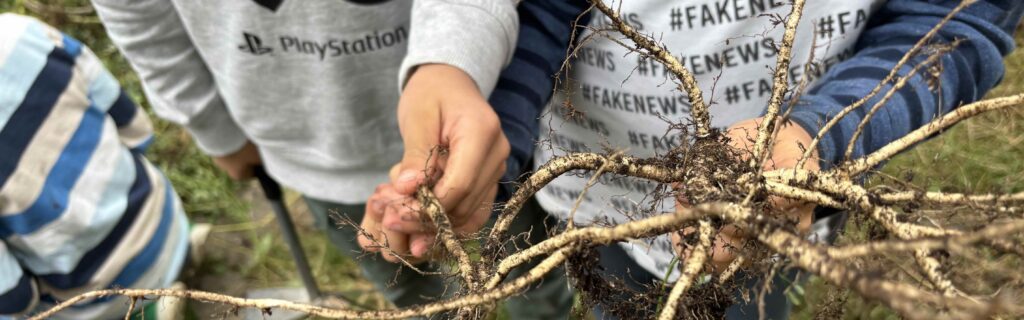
left=92, top=0, right=518, bottom=203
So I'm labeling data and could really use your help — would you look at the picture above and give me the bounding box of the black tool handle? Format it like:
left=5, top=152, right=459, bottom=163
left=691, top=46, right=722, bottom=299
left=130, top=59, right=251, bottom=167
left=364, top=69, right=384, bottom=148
left=253, top=166, right=322, bottom=299
left=254, top=166, right=283, bottom=201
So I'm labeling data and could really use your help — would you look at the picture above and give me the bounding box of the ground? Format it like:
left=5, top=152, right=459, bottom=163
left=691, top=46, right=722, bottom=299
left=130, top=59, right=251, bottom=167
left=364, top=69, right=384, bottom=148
left=3, top=1, right=1022, bottom=319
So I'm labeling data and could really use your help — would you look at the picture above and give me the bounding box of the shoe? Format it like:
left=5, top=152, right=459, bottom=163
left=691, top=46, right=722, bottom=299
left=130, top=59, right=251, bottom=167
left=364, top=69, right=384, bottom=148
left=188, top=223, right=212, bottom=267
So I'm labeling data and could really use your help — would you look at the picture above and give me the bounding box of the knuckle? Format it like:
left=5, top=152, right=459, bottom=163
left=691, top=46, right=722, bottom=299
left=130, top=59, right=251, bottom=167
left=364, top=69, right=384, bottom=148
left=478, top=110, right=501, bottom=130
left=497, top=162, right=508, bottom=176
left=476, top=113, right=504, bottom=139
left=496, top=137, right=511, bottom=157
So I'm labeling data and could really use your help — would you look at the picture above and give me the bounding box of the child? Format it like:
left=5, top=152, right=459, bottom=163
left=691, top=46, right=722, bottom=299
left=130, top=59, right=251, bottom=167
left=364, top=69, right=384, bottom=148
left=484, top=0, right=1022, bottom=319
left=0, top=13, right=190, bottom=319
left=91, top=0, right=575, bottom=317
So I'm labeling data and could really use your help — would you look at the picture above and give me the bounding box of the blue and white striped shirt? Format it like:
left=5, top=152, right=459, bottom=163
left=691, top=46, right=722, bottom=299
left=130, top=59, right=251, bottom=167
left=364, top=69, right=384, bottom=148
left=0, top=14, right=189, bottom=319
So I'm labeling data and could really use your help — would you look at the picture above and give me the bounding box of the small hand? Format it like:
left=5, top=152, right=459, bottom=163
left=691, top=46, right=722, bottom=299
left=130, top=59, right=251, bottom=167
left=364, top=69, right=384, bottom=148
left=382, top=167, right=438, bottom=259
left=672, top=117, right=819, bottom=273
left=376, top=64, right=509, bottom=260
left=212, top=141, right=261, bottom=180
left=358, top=183, right=433, bottom=264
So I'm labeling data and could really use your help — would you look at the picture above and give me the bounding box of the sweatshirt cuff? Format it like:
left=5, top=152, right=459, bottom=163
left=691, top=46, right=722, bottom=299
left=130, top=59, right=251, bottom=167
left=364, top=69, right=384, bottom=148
left=399, top=0, right=518, bottom=97
left=184, top=105, right=249, bottom=157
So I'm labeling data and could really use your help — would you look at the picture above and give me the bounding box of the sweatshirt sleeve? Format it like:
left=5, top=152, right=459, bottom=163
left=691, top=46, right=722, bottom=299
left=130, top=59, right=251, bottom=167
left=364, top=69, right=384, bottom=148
left=398, top=0, right=519, bottom=97
left=0, top=242, right=37, bottom=316
left=92, top=0, right=248, bottom=157
left=490, top=0, right=592, bottom=182
left=787, top=0, right=1024, bottom=169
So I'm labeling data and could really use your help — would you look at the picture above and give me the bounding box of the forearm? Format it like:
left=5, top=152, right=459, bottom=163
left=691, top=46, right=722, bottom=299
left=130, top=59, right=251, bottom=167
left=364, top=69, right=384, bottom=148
left=92, top=0, right=247, bottom=156
left=490, top=0, right=592, bottom=182
left=788, top=0, right=1023, bottom=168
left=399, top=0, right=519, bottom=97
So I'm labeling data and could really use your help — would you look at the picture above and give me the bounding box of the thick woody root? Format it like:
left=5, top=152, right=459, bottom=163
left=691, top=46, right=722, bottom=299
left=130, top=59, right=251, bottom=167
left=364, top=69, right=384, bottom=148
left=34, top=139, right=1024, bottom=319
left=768, top=165, right=1021, bottom=299
left=36, top=139, right=1024, bottom=318
left=756, top=229, right=1010, bottom=320
left=29, top=199, right=728, bottom=319
left=31, top=171, right=1024, bottom=319
left=30, top=246, right=577, bottom=320
left=825, top=220, right=1024, bottom=259
left=488, top=128, right=746, bottom=262
left=876, top=190, right=1024, bottom=208
left=796, top=0, right=979, bottom=169
left=750, top=0, right=806, bottom=170
left=489, top=153, right=685, bottom=244
left=417, top=185, right=477, bottom=288
left=657, top=220, right=714, bottom=320
left=33, top=0, right=1024, bottom=317
left=417, top=185, right=486, bottom=318
left=770, top=171, right=972, bottom=296
left=845, top=93, right=1024, bottom=175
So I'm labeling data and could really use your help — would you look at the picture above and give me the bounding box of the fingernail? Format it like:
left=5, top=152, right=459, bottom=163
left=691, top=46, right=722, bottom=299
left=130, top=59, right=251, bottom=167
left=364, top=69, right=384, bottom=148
left=370, top=200, right=385, bottom=213
left=386, top=223, right=402, bottom=232
left=400, top=214, right=417, bottom=222
left=398, top=170, right=418, bottom=183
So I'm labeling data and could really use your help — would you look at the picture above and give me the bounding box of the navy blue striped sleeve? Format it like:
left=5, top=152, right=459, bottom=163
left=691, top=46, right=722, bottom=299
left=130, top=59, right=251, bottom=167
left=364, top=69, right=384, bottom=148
left=0, top=242, right=37, bottom=316
left=788, top=0, right=1024, bottom=169
left=490, top=0, right=591, bottom=190
left=0, top=273, right=37, bottom=315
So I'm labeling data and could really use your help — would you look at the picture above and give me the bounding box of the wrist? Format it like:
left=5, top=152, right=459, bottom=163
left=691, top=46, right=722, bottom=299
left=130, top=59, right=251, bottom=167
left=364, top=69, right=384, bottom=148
left=407, top=64, right=483, bottom=99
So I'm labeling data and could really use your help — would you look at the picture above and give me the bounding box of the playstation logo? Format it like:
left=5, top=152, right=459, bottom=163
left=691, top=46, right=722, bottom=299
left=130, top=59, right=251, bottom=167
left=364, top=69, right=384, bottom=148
left=239, top=32, right=273, bottom=55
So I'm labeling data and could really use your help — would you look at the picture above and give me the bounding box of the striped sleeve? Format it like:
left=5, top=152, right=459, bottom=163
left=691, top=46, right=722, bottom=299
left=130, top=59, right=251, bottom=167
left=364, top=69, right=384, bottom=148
left=0, top=14, right=189, bottom=316
left=787, top=0, right=1024, bottom=169
left=0, top=242, right=38, bottom=316
left=489, top=0, right=591, bottom=188
left=83, top=49, right=154, bottom=153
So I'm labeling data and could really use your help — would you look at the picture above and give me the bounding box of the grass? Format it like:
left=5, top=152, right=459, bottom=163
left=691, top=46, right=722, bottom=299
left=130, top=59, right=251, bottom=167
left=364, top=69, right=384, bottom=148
left=4, top=2, right=1023, bottom=319
left=789, top=24, right=1024, bottom=320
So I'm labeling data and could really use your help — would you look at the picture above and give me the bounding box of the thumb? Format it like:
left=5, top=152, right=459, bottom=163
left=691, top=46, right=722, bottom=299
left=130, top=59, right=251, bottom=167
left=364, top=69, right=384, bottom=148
left=395, top=101, right=443, bottom=196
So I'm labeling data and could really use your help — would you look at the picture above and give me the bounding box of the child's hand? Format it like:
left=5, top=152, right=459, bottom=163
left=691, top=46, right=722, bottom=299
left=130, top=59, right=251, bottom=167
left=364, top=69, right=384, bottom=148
left=360, top=62, right=509, bottom=262
left=392, top=64, right=509, bottom=242
left=672, top=117, right=818, bottom=273
left=358, top=183, right=435, bottom=264
left=212, top=141, right=261, bottom=180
